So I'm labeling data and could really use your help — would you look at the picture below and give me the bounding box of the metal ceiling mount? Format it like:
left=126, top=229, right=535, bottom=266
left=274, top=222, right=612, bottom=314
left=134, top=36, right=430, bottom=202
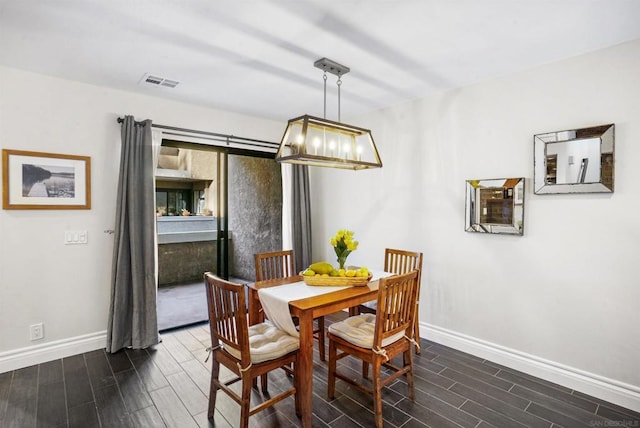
left=313, top=58, right=350, bottom=77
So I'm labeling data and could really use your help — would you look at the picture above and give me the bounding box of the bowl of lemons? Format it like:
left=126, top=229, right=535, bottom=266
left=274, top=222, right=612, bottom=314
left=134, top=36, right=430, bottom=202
left=301, top=262, right=372, bottom=286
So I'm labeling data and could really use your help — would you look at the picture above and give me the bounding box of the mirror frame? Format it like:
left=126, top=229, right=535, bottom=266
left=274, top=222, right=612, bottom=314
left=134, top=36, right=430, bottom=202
left=534, top=124, right=614, bottom=194
left=465, top=177, right=525, bottom=236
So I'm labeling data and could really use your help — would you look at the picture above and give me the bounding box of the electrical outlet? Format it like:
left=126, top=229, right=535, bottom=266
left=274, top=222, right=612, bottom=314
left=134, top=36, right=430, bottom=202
left=30, top=323, right=44, bottom=341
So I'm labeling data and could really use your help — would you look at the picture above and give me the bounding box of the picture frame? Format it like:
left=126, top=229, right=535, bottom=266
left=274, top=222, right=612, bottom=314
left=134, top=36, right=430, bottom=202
left=465, top=177, right=525, bottom=235
left=2, top=149, right=91, bottom=210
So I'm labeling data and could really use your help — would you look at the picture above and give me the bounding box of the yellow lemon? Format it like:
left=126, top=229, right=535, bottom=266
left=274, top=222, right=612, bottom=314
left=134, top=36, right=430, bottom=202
left=302, top=269, right=315, bottom=276
left=308, top=262, right=334, bottom=275
left=345, top=270, right=356, bottom=277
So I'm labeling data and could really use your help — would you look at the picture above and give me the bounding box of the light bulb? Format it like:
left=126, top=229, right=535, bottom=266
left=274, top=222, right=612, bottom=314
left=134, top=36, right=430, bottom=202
left=343, top=144, right=351, bottom=159
left=328, top=140, right=336, bottom=155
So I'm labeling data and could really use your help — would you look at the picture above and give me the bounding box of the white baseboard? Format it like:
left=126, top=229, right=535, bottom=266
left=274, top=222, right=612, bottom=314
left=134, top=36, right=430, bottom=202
left=0, top=331, right=107, bottom=373
left=421, top=323, right=640, bottom=413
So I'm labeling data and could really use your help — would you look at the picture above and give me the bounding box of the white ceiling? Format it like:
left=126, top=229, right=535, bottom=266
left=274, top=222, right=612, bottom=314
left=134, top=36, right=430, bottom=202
left=1, top=0, right=640, bottom=122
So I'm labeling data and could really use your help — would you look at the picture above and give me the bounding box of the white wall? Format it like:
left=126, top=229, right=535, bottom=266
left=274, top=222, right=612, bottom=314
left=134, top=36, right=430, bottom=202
left=0, top=66, right=282, bottom=365
left=310, top=39, right=640, bottom=410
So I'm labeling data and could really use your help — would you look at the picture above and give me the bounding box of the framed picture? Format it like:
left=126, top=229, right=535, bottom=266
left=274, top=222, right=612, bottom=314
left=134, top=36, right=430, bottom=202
left=2, top=149, right=91, bottom=210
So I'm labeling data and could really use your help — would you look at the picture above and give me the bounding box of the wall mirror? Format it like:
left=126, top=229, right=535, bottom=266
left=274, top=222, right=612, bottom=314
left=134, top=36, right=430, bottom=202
left=465, top=177, right=524, bottom=235
left=534, top=124, right=614, bottom=194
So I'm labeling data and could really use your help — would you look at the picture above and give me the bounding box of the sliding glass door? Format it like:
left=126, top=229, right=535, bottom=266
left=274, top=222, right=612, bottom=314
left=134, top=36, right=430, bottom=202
left=154, top=129, right=280, bottom=330
left=157, top=141, right=281, bottom=282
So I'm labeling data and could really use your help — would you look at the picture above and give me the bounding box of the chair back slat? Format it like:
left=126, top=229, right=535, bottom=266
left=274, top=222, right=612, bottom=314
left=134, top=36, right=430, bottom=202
left=255, top=250, right=296, bottom=281
left=374, top=270, right=420, bottom=346
left=384, top=248, right=423, bottom=277
left=204, top=273, right=250, bottom=365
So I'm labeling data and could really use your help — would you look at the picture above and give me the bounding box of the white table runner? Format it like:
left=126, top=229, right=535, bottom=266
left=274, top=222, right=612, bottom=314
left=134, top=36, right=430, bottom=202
left=257, top=270, right=393, bottom=337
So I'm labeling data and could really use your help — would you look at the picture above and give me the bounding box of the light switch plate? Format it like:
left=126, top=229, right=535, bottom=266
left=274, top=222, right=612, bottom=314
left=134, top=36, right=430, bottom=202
left=65, top=230, right=88, bottom=244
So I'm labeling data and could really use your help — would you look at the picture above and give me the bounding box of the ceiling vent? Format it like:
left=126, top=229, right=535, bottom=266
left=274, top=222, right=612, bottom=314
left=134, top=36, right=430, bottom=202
left=140, top=73, right=180, bottom=88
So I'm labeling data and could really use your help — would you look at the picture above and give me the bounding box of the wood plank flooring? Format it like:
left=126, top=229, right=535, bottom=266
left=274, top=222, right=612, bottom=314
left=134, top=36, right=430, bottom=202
left=1, top=313, right=639, bottom=427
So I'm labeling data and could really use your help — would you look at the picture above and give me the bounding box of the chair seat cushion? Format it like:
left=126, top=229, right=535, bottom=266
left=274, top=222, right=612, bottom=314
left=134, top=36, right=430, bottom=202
left=328, top=314, right=405, bottom=349
left=226, top=321, right=299, bottom=364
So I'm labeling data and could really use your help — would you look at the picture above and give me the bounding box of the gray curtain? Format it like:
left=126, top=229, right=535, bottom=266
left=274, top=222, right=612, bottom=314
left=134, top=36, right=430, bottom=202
left=291, top=165, right=312, bottom=271
left=106, top=116, right=159, bottom=353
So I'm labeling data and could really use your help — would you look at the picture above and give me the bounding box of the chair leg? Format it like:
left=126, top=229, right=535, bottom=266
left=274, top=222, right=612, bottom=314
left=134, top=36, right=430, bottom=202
left=294, top=359, right=301, bottom=417
left=404, top=349, right=415, bottom=401
left=362, top=360, right=369, bottom=379
left=208, top=358, right=219, bottom=419
left=414, top=309, right=421, bottom=355
left=372, top=359, right=384, bottom=428
left=317, top=317, right=325, bottom=361
left=413, top=318, right=421, bottom=355
left=240, top=375, right=252, bottom=428
left=327, top=339, right=337, bottom=399
left=260, top=374, right=268, bottom=393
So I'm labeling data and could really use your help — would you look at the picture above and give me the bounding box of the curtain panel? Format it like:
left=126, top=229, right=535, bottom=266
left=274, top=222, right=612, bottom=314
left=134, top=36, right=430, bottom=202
left=106, top=116, right=159, bottom=353
left=291, top=165, right=312, bottom=271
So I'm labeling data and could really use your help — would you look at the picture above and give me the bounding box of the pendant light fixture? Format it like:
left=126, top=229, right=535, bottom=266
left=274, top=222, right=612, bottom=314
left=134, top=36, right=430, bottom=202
left=275, top=58, right=382, bottom=170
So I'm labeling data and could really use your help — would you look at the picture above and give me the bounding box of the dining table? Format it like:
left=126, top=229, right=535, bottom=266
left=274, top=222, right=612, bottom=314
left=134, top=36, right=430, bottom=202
left=245, top=271, right=392, bottom=427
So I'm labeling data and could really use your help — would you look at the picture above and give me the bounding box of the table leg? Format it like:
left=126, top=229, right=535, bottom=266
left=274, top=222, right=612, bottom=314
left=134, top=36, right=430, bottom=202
left=246, top=287, right=261, bottom=389
left=247, top=287, right=260, bottom=326
left=297, top=310, right=314, bottom=427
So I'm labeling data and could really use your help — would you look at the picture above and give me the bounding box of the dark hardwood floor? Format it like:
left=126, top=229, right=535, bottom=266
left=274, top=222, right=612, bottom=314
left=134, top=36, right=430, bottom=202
left=1, top=313, right=639, bottom=428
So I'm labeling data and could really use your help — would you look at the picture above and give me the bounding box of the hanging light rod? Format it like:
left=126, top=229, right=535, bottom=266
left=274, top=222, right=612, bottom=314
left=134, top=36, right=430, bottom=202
left=275, top=57, right=382, bottom=171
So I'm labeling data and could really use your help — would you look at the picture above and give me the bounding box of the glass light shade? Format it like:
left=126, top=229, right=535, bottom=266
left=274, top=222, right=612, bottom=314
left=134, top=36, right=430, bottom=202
left=275, top=115, right=382, bottom=170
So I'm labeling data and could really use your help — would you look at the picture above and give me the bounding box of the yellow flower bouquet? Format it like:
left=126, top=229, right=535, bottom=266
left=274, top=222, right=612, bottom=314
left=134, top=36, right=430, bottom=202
left=331, top=229, right=359, bottom=270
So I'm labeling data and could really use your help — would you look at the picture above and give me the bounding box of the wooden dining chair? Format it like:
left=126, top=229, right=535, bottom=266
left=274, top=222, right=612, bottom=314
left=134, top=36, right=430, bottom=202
left=254, top=250, right=326, bottom=361
left=204, top=273, right=300, bottom=427
left=327, top=270, right=420, bottom=428
left=355, top=248, right=423, bottom=354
